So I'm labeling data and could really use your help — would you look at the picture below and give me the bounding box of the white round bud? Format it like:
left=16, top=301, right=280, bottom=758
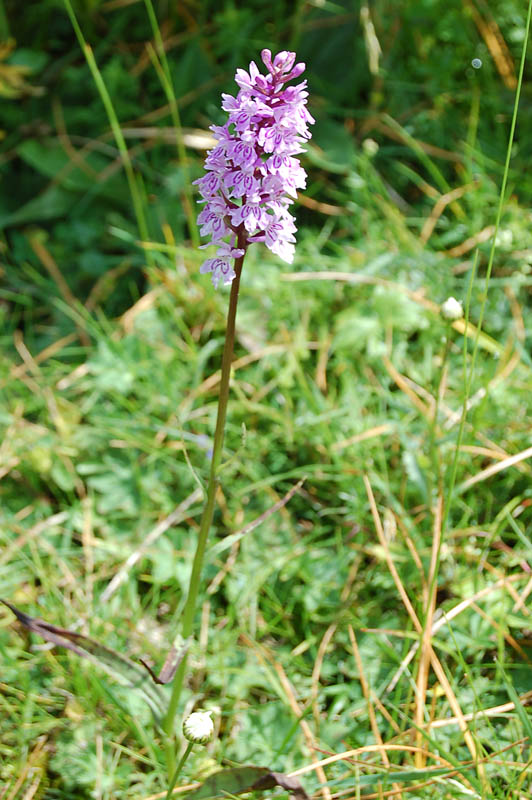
left=183, top=710, right=214, bottom=744
left=471, top=58, right=482, bottom=69
left=441, top=296, right=463, bottom=321
left=362, top=138, right=379, bottom=157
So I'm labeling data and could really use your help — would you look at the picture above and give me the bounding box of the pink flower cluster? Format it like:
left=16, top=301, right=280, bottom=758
left=194, top=49, right=314, bottom=288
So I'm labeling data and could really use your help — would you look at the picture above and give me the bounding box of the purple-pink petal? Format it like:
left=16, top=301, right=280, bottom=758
left=195, top=49, right=313, bottom=288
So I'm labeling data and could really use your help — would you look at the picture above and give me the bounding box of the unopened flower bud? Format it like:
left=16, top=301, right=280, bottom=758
left=441, top=297, right=463, bottom=321
left=183, top=710, right=214, bottom=745
left=362, top=138, right=379, bottom=157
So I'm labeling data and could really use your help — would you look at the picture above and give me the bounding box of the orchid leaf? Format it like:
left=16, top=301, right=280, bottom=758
left=1, top=599, right=171, bottom=724
left=186, top=765, right=309, bottom=800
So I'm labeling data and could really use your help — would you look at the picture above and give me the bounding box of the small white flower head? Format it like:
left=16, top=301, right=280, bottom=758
left=441, top=296, right=463, bottom=321
left=471, top=58, right=482, bottom=69
left=183, top=710, right=214, bottom=745
left=362, top=138, right=379, bottom=157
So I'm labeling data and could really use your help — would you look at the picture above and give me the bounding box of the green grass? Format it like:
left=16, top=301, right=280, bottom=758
left=2, top=0, right=532, bottom=798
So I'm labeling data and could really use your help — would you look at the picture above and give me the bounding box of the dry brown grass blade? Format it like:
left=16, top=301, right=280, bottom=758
left=363, top=476, right=422, bottom=634
left=9, top=333, right=78, bottom=380
left=283, top=271, right=505, bottom=363
left=101, top=487, right=203, bottom=602
left=186, top=342, right=319, bottom=401
left=329, top=776, right=461, bottom=800
left=482, top=562, right=531, bottom=617
left=81, top=495, right=94, bottom=605
left=3, top=736, right=48, bottom=800
left=289, top=743, right=455, bottom=777
left=459, top=444, right=523, bottom=460
left=120, top=288, right=162, bottom=333
left=505, top=284, right=526, bottom=342
left=238, top=633, right=331, bottom=800
left=420, top=182, right=477, bottom=244
left=363, top=476, right=487, bottom=783
left=369, top=689, right=403, bottom=736
left=142, top=781, right=198, bottom=800
left=28, top=234, right=90, bottom=347
left=470, top=602, right=531, bottom=662
left=394, top=515, right=426, bottom=595
left=513, top=575, right=532, bottom=613
left=431, top=692, right=532, bottom=729
left=297, top=194, right=345, bottom=215
left=458, top=444, right=532, bottom=493
left=491, top=539, right=531, bottom=576
left=0, top=512, right=69, bottom=567
left=269, top=657, right=331, bottom=799
left=307, top=551, right=362, bottom=725
left=464, top=0, right=517, bottom=89
left=383, top=359, right=432, bottom=420
left=415, top=494, right=443, bottom=768
left=12, top=331, right=62, bottom=434
left=331, top=424, right=393, bottom=452
left=101, top=0, right=141, bottom=10
left=348, top=625, right=404, bottom=799
left=52, top=95, right=97, bottom=180
left=316, top=332, right=332, bottom=392
left=317, top=738, right=530, bottom=800
left=385, top=572, right=529, bottom=692
left=120, top=126, right=217, bottom=149
left=418, top=645, right=487, bottom=788
left=367, top=119, right=463, bottom=163
left=207, top=479, right=306, bottom=595
left=206, top=539, right=240, bottom=595
left=443, top=371, right=530, bottom=433
left=445, top=224, right=495, bottom=257
left=311, top=623, right=338, bottom=734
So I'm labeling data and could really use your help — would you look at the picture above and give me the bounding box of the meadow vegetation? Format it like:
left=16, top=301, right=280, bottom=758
left=1, top=1, right=532, bottom=798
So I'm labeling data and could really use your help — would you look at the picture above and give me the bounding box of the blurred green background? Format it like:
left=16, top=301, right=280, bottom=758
left=2, top=1, right=532, bottom=798
left=2, top=0, right=531, bottom=326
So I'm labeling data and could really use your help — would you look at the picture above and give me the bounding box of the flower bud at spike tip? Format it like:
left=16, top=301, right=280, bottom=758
left=441, top=297, right=463, bottom=321
left=183, top=710, right=214, bottom=744
left=193, top=50, right=314, bottom=288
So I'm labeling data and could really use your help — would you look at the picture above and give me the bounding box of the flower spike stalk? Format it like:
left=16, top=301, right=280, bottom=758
left=164, top=49, right=313, bottom=781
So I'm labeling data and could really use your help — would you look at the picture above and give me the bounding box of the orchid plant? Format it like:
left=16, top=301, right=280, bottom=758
left=163, top=48, right=314, bottom=787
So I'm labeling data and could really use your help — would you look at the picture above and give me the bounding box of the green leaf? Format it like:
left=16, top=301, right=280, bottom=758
left=1, top=599, right=169, bottom=725
left=186, top=766, right=309, bottom=800
left=499, top=661, right=532, bottom=741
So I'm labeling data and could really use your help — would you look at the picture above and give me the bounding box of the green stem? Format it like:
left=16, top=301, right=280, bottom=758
left=165, top=742, right=193, bottom=800
left=163, top=244, right=247, bottom=775
left=441, top=0, right=532, bottom=538
left=424, top=323, right=453, bottom=619
left=143, top=0, right=199, bottom=247
left=63, top=0, right=152, bottom=265
left=428, top=327, right=451, bottom=502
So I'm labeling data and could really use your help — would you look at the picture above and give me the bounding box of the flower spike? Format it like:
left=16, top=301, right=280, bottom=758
left=194, top=50, right=314, bottom=288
